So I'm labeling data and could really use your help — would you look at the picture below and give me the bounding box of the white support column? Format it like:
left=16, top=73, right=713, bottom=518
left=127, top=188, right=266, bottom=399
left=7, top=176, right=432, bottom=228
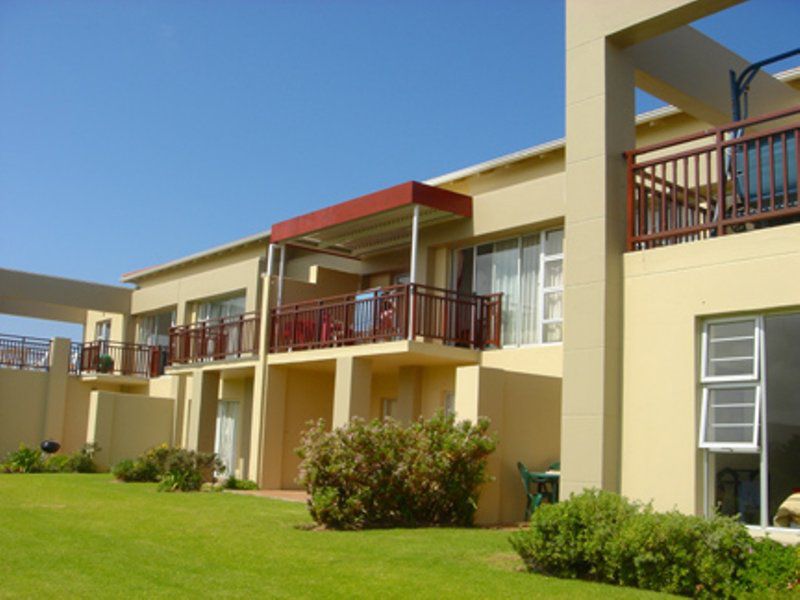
left=276, top=244, right=286, bottom=308
left=408, top=204, right=420, bottom=341
left=266, top=243, right=275, bottom=280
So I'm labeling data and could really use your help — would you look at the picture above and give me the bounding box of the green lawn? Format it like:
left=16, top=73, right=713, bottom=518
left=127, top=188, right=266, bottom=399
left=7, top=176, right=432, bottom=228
left=0, top=475, right=667, bottom=599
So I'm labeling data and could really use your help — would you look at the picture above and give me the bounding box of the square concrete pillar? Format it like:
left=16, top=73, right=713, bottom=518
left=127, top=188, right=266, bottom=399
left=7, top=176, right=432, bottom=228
left=251, top=364, right=287, bottom=488
left=332, top=356, right=372, bottom=428
left=396, top=366, right=422, bottom=424
left=561, top=18, right=634, bottom=499
left=455, top=365, right=505, bottom=524
left=186, top=370, right=219, bottom=453
left=42, top=337, right=71, bottom=443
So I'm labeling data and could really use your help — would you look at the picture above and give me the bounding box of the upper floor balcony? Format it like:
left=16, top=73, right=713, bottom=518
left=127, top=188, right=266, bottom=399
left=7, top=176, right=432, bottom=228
left=626, top=105, right=799, bottom=251
left=168, top=311, right=260, bottom=365
left=0, top=333, right=164, bottom=378
left=269, top=283, right=501, bottom=353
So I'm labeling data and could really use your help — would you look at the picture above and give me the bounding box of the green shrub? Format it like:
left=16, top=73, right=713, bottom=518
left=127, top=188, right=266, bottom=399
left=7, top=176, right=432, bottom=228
left=607, top=508, right=752, bottom=597
left=738, top=538, right=800, bottom=596
left=43, top=454, right=72, bottom=473
left=510, top=489, right=640, bottom=581
left=510, top=489, right=800, bottom=598
left=223, top=476, right=259, bottom=491
left=297, top=412, right=496, bottom=529
left=158, top=449, right=221, bottom=492
left=97, top=354, right=114, bottom=373
left=65, top=443, right=99, bottom=473
left=113, top=445, right=223, bottom=492
left=2, top=444, right=44, bottom=473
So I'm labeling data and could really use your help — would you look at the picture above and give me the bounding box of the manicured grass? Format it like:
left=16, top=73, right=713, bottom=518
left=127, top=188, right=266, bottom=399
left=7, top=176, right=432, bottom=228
left=0, top=475, right=667, bottom=599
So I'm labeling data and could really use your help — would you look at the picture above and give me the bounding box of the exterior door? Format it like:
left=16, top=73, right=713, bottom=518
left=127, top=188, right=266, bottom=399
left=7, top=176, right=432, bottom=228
left=214, top=401, right=239, bottom=477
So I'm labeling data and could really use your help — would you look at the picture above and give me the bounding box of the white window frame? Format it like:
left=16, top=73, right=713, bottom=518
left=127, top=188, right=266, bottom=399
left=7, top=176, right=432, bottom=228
left=699, top=316, right=762, bottom=453
left=700, top=316, right=760, bottom=383
left=698, top=383, right=761, bottom=452
left=453, top=227, right=563, bottom=347
left=538, top=233, right=564, bottom=345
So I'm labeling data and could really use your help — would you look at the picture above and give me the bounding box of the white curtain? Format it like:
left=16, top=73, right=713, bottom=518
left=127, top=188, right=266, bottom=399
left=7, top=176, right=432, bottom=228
left=520, top=235, right=540, bottom=344
left=492, top=239, right=519, bottom=346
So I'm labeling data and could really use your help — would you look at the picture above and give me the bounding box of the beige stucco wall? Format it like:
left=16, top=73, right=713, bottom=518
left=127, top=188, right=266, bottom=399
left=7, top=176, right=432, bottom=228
left=87, top=390, right=175, bottom=470
left=0, top=369, right=49, bottom=457
left=622, top=223, right=800, bottom=514
left=129, top=244, right=265, bottom=325
left=281, top=368, right=334, bottom=489
left=455, top=365, right=561, bottom=524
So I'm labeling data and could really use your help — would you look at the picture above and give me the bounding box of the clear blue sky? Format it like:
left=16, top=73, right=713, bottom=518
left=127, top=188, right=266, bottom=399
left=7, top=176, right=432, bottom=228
left=1, top=0, right=799, bottom=339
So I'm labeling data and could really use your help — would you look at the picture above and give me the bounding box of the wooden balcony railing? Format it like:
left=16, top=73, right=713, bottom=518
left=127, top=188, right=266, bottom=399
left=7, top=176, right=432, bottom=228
left=626, top=105, right=799, bottom=250
left=0, top=334, right=51, bottom=371
left=79, top=341, right=166, bottom=378
left=168, top=312, right=260, bottom=365
left=269, top=283, right=502, bottom=353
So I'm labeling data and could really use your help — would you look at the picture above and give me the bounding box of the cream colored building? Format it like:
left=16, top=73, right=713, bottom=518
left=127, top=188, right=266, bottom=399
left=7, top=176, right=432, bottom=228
left=2, top=0, right=799, bottom=531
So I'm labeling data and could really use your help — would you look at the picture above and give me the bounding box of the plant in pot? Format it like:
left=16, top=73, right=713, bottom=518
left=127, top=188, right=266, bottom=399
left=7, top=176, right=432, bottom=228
left=97, top=354, right=114, bottom=374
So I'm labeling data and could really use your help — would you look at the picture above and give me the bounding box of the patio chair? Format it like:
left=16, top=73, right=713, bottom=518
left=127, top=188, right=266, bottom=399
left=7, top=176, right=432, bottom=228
left=517, top=461, right=560, bottom=521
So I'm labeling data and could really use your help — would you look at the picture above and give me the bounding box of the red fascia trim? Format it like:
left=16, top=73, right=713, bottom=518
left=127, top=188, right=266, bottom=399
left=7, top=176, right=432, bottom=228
left=270, top=181, right=472, bottom=243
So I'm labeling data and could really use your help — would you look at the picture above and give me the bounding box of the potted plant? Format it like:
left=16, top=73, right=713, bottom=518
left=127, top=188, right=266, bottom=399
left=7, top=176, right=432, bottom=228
left=97, top=354, right=114, bottom=374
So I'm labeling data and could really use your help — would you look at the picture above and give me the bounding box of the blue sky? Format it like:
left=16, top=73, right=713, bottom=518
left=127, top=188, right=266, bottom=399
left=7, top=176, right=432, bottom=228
left=1, top=0, right=799, bottom=339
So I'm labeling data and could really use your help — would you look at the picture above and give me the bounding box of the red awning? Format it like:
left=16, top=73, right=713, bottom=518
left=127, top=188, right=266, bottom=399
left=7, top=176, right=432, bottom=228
left=271, top=181, right=472, bottom=258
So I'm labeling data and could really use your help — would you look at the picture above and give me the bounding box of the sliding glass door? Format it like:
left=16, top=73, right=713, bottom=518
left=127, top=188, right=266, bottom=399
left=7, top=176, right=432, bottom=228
left=453, top=228, right=563, bottom=346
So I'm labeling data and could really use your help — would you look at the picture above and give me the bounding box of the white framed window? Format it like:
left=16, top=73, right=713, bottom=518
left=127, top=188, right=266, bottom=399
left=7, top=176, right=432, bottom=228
left=452, top=227, right=564, bottom=347
left=699, top=317, right=761, bottom=452
left=136, top=309, right=176, bottom=347
left=381, top=398, right=397, bottom=419
left=95, top=320, right=111, bottom=341
left=701, top=312, right=800, bottom=530
left=699, top=384, right=760, bottom=451
left=701, top=317, right=759, bottom=383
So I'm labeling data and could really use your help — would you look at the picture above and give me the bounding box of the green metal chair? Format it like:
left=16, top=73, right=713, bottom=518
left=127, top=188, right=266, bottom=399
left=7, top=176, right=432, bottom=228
left=517, top=461, right=560, bottom=521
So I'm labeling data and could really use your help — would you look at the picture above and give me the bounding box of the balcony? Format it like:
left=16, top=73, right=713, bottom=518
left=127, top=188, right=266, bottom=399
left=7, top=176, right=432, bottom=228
left=78, top=340, right=166, bottom=378
left=168, top=312, right=260, bottom=365
left=0, top=334, right=164, bottom=378
left=626, top=106, right=799, bottom=251
left=0, top=334, right=51, bottom=371
left=269, top=283, right=501, bottom=353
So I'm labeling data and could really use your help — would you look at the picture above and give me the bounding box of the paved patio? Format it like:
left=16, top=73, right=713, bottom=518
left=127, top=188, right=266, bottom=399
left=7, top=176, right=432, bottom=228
left=230, top=489, right=308, bottom=503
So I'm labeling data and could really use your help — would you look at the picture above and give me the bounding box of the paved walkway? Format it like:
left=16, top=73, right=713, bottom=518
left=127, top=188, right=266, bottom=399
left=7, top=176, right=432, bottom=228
left=229, top=489, right=308, bottom=503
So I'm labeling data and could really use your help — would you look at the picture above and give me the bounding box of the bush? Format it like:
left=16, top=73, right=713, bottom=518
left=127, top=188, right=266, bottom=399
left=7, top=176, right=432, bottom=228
left=739, top=538, right=800, bottom=596
left=113, top=445, right=223, bottom=493
left=2, top=444, right=44, bottom=473
left=223, top=476, right=259, bottom=491
left=2, top=443, right=99, bottom=474
left=64, top=443, right=99, bottom=473
left=510, top=489, right=800, bottom=598
left=43, top=454, right=72, bottom=473
left=297, top=412, right=496, bottom=529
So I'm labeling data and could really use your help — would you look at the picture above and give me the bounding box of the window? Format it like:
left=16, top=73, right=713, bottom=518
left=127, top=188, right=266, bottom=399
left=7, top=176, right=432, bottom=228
left=452, top=228, right=563, bottom=346
left=701, top=313, right=800, bottom=529
left=136, top=309, right=176, bottom=347
left=196, top=295, right=245, bottom=321
left=443, top=391, right=455, bottom=417
left=381, top=398, right=397, bottom=419
left=699, top=318, right=761, bottom=452
left=95, top=320, right=111, bottom=341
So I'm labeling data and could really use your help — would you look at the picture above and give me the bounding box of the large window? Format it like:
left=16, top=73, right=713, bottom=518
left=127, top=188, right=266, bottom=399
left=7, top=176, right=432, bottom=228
left=702, top=314, right=800, bottom=529
left=136, top=309, right=176, bottom=347
left=452, top=228, right=563, bottom=346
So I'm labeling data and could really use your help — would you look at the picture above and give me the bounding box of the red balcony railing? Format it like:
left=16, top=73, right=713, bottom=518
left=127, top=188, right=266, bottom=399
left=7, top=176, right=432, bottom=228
left=80, top=341, right=166, bottom=377
left=168, top=312, right=260, bottom=365
left=0, top=334, right=51, bottom=371
left=269, top=283, right=502, bottom=353
left=626, top=105, right=799, bottom=251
